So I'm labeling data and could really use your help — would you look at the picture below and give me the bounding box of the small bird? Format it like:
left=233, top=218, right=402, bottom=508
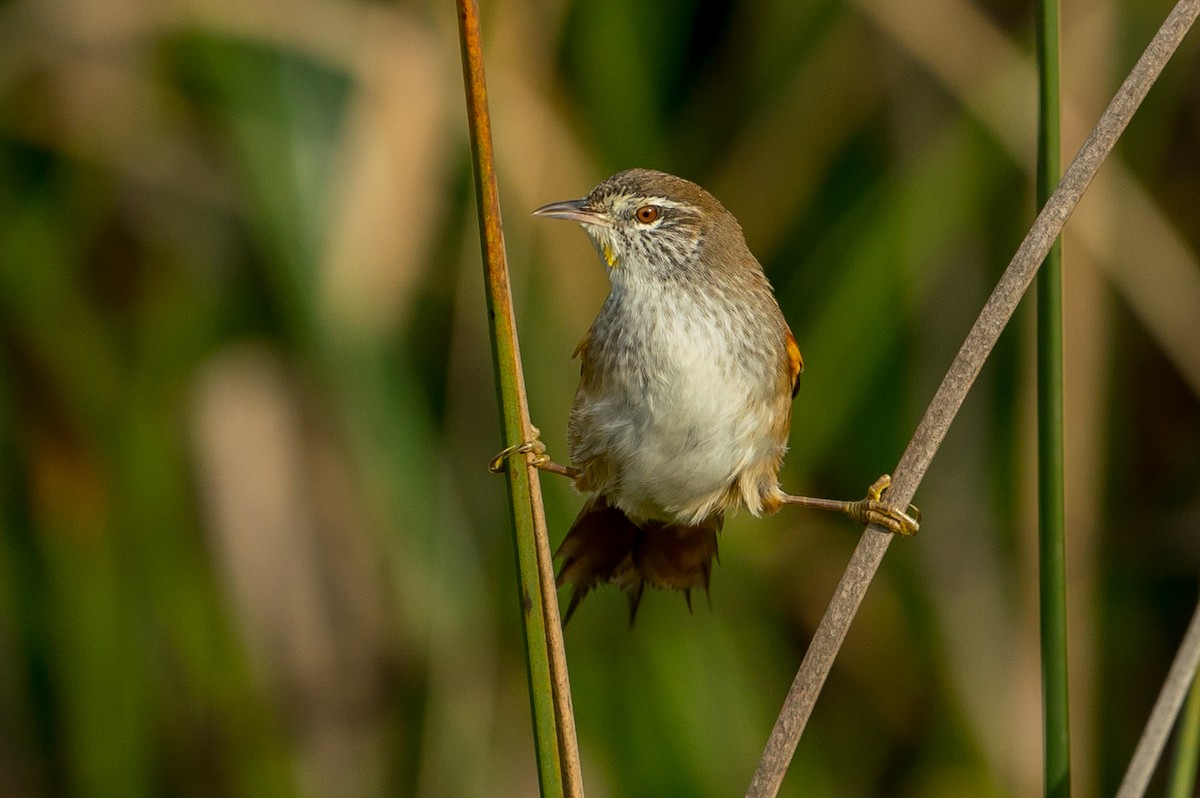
left=530, top=168, right=917, bottom=624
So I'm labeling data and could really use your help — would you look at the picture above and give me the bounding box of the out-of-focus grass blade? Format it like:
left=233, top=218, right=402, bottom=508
left=1035, top=1, right=1071, bottom=796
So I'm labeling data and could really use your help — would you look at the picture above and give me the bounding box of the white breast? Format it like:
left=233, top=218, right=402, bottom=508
left=581, top=283, right=783, bottom=524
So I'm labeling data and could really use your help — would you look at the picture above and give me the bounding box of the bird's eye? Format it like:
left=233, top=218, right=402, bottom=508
left=634, top=205, right=660, bottom=224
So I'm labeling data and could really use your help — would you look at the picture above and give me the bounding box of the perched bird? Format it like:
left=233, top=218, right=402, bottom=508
left=530, top=169, right=916, bottom=624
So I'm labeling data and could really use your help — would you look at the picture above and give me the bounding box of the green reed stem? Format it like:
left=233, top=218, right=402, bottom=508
left=456, top=2, right=583, bottom=795
left=1035, top=1, right=1070, bottom=796
left=1165, top=623, right=1200, bottom=798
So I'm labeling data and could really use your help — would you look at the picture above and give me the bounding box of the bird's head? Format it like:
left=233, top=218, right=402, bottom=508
left=533, top=169, right=744, bottom=281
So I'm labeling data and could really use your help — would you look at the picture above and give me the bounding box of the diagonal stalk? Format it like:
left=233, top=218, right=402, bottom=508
left=1165, top=638, right=1200, bottom=798
left=1035, top=0, right=1071, bottom=795
left=456, top=2, right=583, bottom=795
left=747, top=2, right=1200, bottom=795
left=1117, top=598, right=1200, bottom=797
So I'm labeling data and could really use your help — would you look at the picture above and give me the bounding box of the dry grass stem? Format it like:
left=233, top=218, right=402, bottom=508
left=1116, top=599, right=1200, bottom=797
left=747, top=1, right=1200, bottom=794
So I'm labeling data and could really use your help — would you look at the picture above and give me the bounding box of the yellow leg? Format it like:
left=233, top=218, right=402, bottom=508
left=781, top=474, right=920, bottom=536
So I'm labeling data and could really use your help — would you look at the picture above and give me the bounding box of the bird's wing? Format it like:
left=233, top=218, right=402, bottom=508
left=572, top=328, right=591, bottom=361
left=785, top=327, right=804, bottom=398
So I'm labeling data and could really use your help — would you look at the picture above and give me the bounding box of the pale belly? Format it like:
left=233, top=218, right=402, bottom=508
left=571, top=313, right=787, bottom=524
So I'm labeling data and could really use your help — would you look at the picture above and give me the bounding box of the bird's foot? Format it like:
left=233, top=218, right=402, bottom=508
left=842, top=474, right=920, bottom=536
left=779, top=474, right=920, bottom=536
left=488, top=426, right=580, bottom=478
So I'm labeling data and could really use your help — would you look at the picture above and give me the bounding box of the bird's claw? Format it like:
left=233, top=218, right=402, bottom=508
left=488, top=427, right=580, bottom=478
left=844, top=474, right=921, bottom=536
left=488, top=427, right=549, bottom=473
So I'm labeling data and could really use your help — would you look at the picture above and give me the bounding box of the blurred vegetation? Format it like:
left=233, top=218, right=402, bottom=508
left=1, top=0, right=1198, bottom=796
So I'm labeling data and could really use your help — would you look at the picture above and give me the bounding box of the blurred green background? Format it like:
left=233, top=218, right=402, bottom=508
left=1, top=0, right=1198, bottom=795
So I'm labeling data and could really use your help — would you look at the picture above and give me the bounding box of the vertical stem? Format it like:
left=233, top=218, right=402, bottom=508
left=1165, top=635, right=1200, bottom=798
left=456, top=2, right=583, bottom=795
left=1036, top=1, right=1071, bottom=796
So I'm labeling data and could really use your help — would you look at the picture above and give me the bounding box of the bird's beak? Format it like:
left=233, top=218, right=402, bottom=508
left=532, top=199, right=612, bottom=227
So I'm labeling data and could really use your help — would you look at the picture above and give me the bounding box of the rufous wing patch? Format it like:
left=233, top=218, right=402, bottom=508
left=785, top=327, right=804, bottom=398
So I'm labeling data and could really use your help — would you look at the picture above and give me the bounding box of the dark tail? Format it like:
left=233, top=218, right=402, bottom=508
left=555, top=495, right=722, bottom=626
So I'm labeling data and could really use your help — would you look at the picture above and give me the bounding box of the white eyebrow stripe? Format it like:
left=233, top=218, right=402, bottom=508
left=644, top=198, right=689, bottom=209
left=610, top=194, right=691, bottom=210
